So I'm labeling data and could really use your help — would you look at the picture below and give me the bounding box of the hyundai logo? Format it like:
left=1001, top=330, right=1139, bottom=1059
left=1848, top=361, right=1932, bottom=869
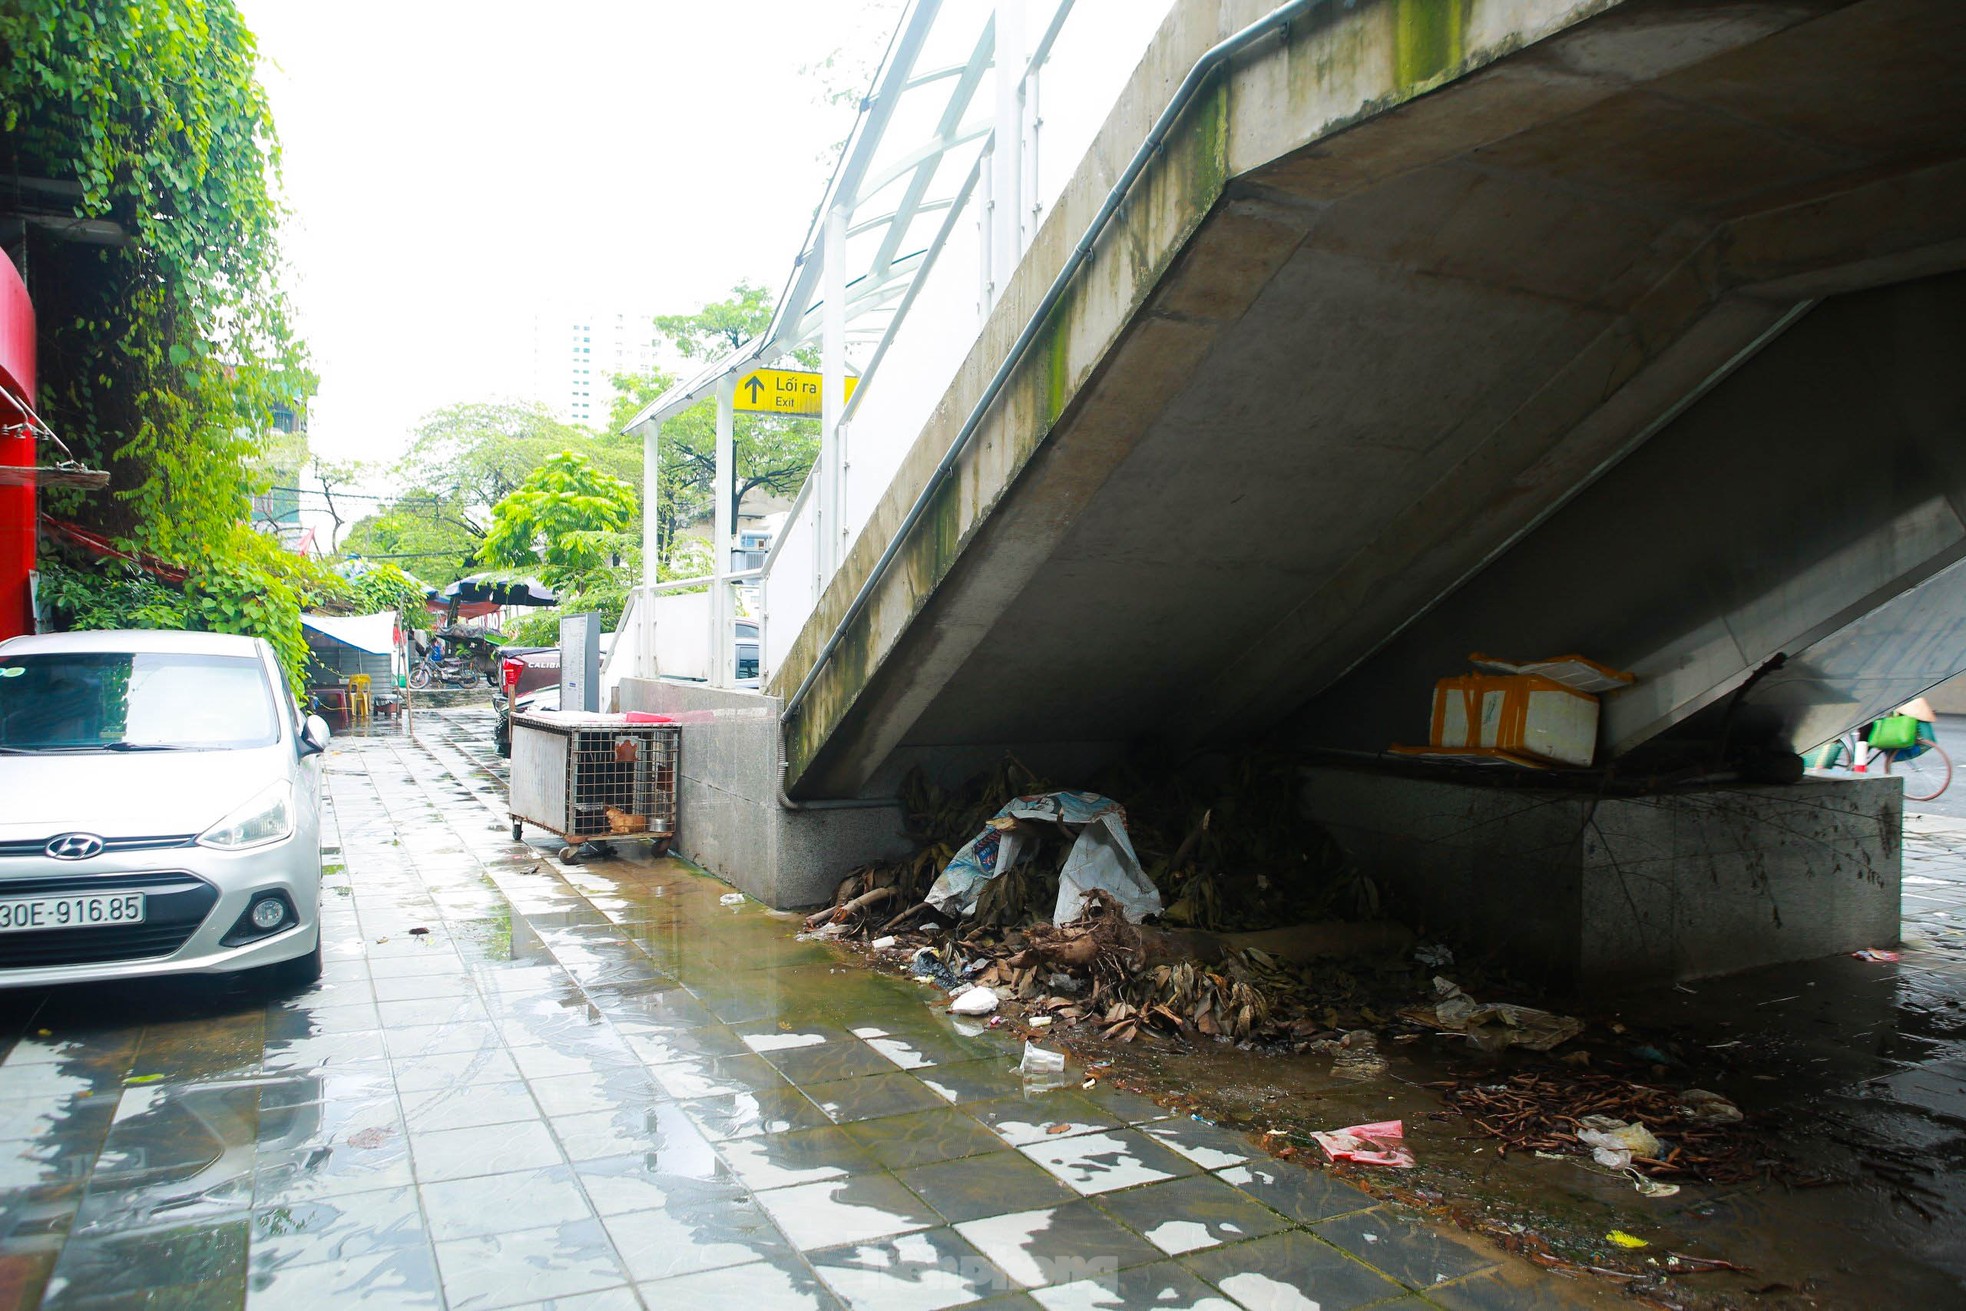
left=45, top=833, right=105, bottom=861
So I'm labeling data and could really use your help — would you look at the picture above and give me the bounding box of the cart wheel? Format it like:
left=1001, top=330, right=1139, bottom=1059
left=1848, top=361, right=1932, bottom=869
left=651, top=839, right=672, bottom=858
left=590, top=841, right=614, bottom=860
left=558, top=845, right=580, bottom=863
left=511, top=820, right=523, bottom=842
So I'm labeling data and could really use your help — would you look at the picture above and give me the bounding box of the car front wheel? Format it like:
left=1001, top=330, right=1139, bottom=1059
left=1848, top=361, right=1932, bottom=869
left=262, top=938, right=323, bottom=993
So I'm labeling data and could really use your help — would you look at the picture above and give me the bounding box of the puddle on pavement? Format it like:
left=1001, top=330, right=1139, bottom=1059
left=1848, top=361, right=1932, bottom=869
left=0, top=714, right=1956, bottom=1310
left=985, top=918, right=1966, bottom=1309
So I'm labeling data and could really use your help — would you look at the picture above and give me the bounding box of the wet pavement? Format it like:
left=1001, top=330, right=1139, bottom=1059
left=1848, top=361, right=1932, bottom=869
left=0, top=712, right=1604, bottom=1310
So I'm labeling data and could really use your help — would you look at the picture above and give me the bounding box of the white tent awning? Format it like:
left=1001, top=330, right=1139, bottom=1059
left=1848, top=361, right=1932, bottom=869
left=301, top=611, right=397, bottom=655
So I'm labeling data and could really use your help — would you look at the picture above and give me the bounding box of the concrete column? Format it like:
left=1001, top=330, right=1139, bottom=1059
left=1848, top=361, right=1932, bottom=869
left=820, top=203, right=848, bottom=577
left=712, top=376, right=736, bottom=688
left=993, top=0, right=1027, bottom=274
left=977, top=141, right=995, bottom=315
left=638, top=417, right=663, bottom=680
left=640, top=419, right=661, bottom=578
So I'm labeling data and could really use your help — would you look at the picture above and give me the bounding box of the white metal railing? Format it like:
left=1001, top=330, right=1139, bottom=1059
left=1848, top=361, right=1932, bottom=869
left=626, top=0, right=1175, bottom=691
left=767, top=0, right=1173, bottom=682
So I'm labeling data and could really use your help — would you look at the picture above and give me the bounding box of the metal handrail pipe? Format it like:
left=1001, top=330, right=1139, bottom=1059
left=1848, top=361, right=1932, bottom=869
left=648, top=569, right=762, bottom=595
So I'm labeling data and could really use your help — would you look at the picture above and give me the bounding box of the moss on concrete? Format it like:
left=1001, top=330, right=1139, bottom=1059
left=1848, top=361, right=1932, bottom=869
left=1394, top=0, right=1467, bottom=90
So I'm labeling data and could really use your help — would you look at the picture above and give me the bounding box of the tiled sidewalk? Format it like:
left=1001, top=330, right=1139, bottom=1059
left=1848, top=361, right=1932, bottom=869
left=1902, top=810, right=1966, bottom=956
left=0, top=721, right=1594, bottom=1309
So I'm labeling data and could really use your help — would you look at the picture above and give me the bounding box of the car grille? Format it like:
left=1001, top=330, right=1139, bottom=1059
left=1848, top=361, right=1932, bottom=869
left=0, top=835, right=198, bottom=859
left=0, top=872, right=217, bottom=968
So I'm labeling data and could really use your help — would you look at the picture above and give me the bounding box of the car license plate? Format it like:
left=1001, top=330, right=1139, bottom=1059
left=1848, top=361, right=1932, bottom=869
left=0, top=893, right=146, bottom=933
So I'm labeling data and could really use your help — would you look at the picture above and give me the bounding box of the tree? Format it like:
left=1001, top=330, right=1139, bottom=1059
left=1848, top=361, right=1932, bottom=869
left=309, top=457, right=366, bottom=553
left=2, top=0, right=322, bottom=689
left=395, top=402, right=609, bottom=526
left=477, top=451, right=638, bottom=588
left=339, top=400, right=649, bottom=592
left=653, top=282, right=775, bottom=361
left=506, top=536, right=715, bottom=646
left=327, top=560, right=427, bottom=630
left=339, top=493, right=481, bottom=583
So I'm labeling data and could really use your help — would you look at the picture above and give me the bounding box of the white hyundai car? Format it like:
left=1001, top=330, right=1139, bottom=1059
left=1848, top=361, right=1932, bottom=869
left=0, top=629, right=329, bottom=990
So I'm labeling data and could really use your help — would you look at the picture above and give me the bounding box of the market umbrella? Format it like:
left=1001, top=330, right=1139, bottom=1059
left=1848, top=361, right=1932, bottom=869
left=435, top=573, right=559, bottom=607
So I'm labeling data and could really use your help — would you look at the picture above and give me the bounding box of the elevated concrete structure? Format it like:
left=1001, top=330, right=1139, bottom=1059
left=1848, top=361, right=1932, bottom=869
left=1301, top=271, right=1966, bottom=759
left=771, top=0, right=1966, bottom=797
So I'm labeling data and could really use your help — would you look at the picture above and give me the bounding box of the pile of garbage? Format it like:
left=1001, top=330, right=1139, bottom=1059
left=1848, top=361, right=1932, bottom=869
left=805, top=755, right=1364, bottom=939
left=805, top=765, right=1618, bottom=1067
left=802, top=759, right=1774, bottom=1198
left=798, top=757, right=1434, bottom=1046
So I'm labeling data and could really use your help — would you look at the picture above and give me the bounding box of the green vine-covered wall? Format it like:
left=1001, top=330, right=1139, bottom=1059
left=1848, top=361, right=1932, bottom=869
left=2, top=0, right=333, bottom=687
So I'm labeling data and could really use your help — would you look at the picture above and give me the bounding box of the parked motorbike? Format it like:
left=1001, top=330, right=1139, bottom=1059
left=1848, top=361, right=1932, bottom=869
left=408, top=652, right=495, bottom=690
left=409, top=624, right=502, bottom=690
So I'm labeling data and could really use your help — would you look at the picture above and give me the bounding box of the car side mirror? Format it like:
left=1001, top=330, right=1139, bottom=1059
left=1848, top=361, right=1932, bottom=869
left=299, top=714, right=333, bottom=758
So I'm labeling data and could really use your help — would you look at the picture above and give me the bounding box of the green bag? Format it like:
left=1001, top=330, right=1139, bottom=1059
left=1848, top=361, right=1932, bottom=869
left=1868, top=714, right=1921, bottom=750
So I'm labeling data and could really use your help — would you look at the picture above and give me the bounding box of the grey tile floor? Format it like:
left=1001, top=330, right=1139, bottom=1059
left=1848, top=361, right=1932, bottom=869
left=0, top=716, right=1604, bottom=1308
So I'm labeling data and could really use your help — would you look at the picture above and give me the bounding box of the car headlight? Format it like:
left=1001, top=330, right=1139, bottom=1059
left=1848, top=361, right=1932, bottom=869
left=198, top=781, right=295, bottom=850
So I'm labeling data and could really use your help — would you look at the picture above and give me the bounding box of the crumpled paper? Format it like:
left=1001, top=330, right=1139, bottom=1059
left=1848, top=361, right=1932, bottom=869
left=1309, top=1119, right=1415, bottom=1168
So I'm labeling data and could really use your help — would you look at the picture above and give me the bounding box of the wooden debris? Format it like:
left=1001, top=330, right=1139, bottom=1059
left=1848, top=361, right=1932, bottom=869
left=1437, top=1072, right=1762, bottom=1182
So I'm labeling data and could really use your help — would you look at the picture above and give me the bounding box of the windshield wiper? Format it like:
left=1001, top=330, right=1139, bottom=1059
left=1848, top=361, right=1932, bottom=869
left=101, top=742, right=180, bottom=752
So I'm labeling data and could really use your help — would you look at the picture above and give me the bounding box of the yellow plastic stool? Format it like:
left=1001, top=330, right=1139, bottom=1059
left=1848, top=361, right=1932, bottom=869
left=346, top=674, right=373, bottom=722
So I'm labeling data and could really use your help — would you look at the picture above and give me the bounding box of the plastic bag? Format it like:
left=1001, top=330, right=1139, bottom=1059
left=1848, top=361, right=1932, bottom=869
left=948, top=986, right=1000, bottom=1015
left=1576, top=1117, right=1662, bottom=1170
left=1309, top=1120, right=1414, bottom=1168
left=925, top=792, right=1162, bottom=923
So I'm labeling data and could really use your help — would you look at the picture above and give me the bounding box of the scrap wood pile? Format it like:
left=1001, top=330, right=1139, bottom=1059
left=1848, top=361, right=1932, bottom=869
left=991, top=891, right=1279, bottom=1042
left=993, top=890, right=1423, bottom=1044
left=1430, top=1071, right=1762, bottom=1182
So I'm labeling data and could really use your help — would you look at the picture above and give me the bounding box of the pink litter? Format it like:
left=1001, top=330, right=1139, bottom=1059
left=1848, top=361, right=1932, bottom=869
left=1309, top=1120, right=1415, bottom=1168
left=1851, top=948, right=1901, bottom=963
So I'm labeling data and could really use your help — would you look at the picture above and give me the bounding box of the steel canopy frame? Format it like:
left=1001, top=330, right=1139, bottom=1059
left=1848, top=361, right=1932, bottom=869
left=621, top=0, right=1079, bottom=437
left=626, top=0, right=1076, bottom=688
left=625, top=0, right=964, bottom=434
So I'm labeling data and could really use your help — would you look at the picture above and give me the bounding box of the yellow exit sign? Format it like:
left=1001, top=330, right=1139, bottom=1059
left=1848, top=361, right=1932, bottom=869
left=733, top=368, right=858, bottom=417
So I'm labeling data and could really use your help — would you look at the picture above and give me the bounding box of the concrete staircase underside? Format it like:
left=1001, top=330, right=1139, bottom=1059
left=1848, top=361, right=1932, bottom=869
left=773, top=0, right=1966, bottom=797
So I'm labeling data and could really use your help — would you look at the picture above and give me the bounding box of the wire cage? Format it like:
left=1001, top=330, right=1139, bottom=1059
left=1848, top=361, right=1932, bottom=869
left=508, top=712, right=680, bottom=861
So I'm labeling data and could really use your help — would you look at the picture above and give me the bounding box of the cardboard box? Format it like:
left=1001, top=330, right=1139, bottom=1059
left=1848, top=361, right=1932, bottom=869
left=1429, top=673, right=1600, bottom=768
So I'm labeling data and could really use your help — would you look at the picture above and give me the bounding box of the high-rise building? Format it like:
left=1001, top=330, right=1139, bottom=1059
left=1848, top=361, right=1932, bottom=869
left=528, top=309, right=664, bottom=429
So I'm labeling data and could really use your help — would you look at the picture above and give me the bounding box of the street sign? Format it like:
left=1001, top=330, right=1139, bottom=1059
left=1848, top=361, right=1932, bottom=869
left=732, top=368, right=857, bottom=417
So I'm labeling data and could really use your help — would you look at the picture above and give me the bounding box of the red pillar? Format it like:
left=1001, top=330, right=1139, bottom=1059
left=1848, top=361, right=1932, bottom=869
left=0, top=252, right=37, bottom=641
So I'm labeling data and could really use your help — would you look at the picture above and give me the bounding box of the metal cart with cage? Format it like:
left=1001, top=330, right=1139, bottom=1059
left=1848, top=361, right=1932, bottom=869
left=508, top=711, right=680, bottom=862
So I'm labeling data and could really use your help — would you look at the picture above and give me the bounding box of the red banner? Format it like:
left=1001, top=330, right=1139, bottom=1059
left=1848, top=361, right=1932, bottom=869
left=1, top=252, right=36, bottom=641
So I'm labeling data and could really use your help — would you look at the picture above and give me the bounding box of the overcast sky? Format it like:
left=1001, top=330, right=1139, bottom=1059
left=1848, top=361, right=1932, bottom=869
left=240, top=0, right=901, bottom=467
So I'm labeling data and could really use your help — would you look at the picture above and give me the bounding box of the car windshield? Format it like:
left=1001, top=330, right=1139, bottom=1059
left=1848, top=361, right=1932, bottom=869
left=0, top=652, right=280, bottom=751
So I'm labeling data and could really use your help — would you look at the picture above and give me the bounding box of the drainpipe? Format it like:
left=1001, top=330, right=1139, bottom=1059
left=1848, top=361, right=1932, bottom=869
left=776, top=771, right=898, bottom=812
